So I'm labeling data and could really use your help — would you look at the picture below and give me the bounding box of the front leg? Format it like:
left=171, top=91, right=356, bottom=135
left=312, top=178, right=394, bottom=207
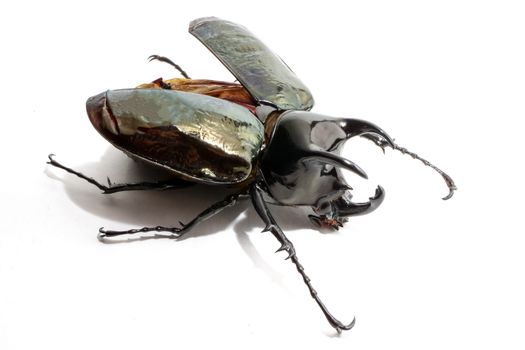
left=250, top=183, right=355, bottom=333
left=250, top=184, right=295, bottom=258
left=362, top=134, right=457, bottom=200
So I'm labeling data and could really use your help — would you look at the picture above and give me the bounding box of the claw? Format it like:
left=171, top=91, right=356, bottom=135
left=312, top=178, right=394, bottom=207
left=332, top=316, right=356, bottom=333
left=147, top=55, right=190, bottom=79
left=442, top=187, right=456, bottom=200
left=147, top=54, right=159, bottom=62
left=441, top=174, right=457, bottom=200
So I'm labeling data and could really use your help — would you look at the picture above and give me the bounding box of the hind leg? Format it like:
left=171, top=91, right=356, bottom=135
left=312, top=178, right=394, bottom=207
left=47, top=154, right=192, bottom=194
left=148, top=55, right=190, bottom=79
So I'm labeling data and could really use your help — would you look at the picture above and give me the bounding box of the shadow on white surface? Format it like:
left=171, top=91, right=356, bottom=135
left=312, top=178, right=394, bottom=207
left=45, top=145, right=341, bottom=233
left=44, top=145, right=346, bottom=282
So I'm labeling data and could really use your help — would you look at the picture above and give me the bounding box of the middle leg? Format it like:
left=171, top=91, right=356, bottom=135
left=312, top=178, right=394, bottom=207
left=362, top=134, right=457, bottom=200
left=98, top=191, right=247, bottom=241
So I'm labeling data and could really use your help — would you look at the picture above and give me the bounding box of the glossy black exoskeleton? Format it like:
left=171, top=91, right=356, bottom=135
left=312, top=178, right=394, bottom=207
left=48, top=17, right=456, bottom=333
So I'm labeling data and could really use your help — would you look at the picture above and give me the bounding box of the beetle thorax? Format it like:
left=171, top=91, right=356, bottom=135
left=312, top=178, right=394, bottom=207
left=260, top=111, right=352, bottom=207
left=260, top=111, right=390, bottom=222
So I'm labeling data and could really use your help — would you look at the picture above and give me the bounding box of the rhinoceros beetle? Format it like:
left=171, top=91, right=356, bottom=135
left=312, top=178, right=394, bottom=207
left=48, top=17, right=456, bottom=333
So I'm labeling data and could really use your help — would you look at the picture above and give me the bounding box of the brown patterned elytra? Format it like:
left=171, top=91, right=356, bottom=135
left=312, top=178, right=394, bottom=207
left=48, top=17, right=456, bottom=333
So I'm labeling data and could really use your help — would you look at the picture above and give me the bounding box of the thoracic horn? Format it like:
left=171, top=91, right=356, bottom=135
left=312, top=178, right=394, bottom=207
left=303, top=148, right=368, bottom=179
left=339, top=118, right=395, bottom=146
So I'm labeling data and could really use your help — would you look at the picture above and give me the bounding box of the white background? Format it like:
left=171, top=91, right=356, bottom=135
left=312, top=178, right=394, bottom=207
left=1, top=1, right=524, bottom=349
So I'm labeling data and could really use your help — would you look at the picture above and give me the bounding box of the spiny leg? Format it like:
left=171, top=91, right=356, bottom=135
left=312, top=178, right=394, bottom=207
left=362, top=135, right=457, bottom=200
left=98, top=192, right=246, bottom=241
left=250, top=183, right=355, bottom=333
left=47, top=154, right=192, bottom=194
left=148, top=55, right=190, bottom=79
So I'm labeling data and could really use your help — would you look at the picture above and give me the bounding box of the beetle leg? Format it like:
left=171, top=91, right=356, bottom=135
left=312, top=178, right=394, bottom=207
left=148, top=55, right=190, bottom=79
left=250, top=183, right=355, bottom=333
left=98, top=192, right=246, bottom=241
left=47, top=154, right=192, bottom=193
left=361, top=135, right=457, bottom=200
left=250, top=183, right=295, bottom=258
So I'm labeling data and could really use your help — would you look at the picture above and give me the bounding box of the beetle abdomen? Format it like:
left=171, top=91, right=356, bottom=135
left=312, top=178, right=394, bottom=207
left=138, top=78, right=256, bottom=112
left=86, top=89, right=264, bottom=184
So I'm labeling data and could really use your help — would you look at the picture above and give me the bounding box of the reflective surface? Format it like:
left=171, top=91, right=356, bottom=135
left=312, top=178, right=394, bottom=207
left=190, top=17, right=314, bottom=111
left=86, top=89, right=264, bottom=184
left=260, top=111, right=394, bottom=222
left=137, top=78, right=256, bottom=112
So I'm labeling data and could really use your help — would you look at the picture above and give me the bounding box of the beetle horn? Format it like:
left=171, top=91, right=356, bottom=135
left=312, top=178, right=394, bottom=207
left=339, top=118, right=395, bottom=147
left=335, top=186, right=385, bottom=217
left=303, top=149, right=368, bottom=179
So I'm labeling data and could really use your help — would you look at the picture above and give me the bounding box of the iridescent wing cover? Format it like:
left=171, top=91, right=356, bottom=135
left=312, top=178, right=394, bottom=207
left=189, top=17, right=314, bottom=111
left=87, top=89, right=264, bottom=185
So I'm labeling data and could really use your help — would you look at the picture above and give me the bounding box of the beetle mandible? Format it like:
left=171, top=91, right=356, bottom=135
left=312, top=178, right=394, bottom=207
left=48, top=17, right=456, bottom=333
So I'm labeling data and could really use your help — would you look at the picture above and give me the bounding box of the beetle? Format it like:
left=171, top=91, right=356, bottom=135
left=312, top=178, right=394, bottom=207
left=48, top=17, right=456, bottom=333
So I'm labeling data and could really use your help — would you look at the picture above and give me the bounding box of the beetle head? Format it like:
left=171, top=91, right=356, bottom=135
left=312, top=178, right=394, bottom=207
left=260, top=111, right=394, bottom=223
